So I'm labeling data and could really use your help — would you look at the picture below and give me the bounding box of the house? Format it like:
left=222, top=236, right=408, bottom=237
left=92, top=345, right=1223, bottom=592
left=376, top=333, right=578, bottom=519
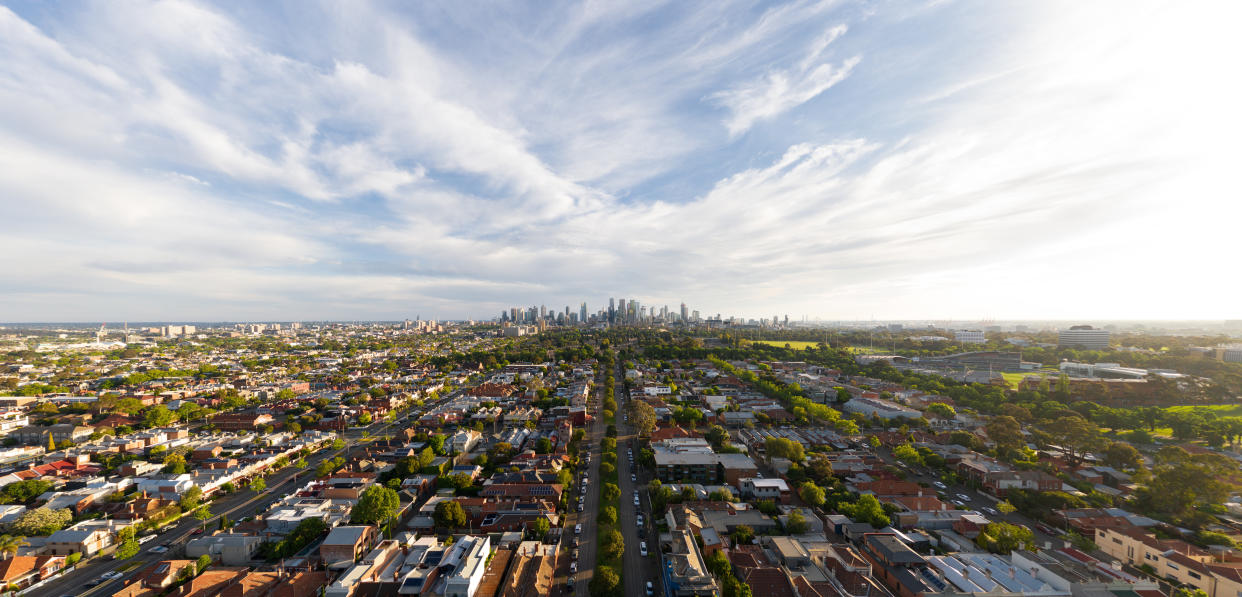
left=1095, top=527, right=1242, bottom=597
left=739, top=478, right=792, bottom=503
left=14, top=424, right=94, bottom=445
left=450, top=429, right=483, bottom=453
left=45, top=527, right=112, bottom=556
left=113, top=559, right=198, bottom=597
left=0, top=555, right=65, bottom=589
left=320, top=526, right=378, bottom=568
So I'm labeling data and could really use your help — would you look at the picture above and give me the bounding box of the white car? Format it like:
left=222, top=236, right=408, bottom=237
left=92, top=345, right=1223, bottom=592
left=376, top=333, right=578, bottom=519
left=634, top=496, right=641, bottom=506
left=640, top=541, right=648, bottom=557
left=147, top=545, right=169, bottom=554
left=637, top=515, right=644, bottom=527
left=646, top=581, right=654, bottom=596
left=570, top=562, right=578, bottom=574
left=956, top=493, right=972, bottom=502
left=101, top=571, right=124, bottom=581
left=574, top=524, right=582, bottom=535
left=631, top=474, right=636, bottom=482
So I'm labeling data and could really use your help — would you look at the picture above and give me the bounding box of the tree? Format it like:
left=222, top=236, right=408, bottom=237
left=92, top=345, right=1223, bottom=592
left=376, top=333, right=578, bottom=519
left=985, top=416, right=1024, bottom=455
left=976, top=521, right=1034, bottom=554
left=1103, top=442, right=1143, bottom=470
left=706, top=549, right=731, bottom=577
left=0, top=535, right=27, bottom=559
left=180, top=486, right=203, bottom=511
left=116, top=535, right=140, bottom=559
left=194, top=504, right=212, bottom=527
left=799, top=482, right=826, bottom=507
left=708, top=488, right=735, bottom=502
left=197, top=553, right=212, bottom=573
left=839, top=495, right=889, bottom=528
left=287, top=422, right=302, bottom=434
left=1047, top=416, right=1103, bottom=467
left=602, top=483, right=620, bottom=502
left=65, top=552, right=81, bottom=567
left=786, top=509, right=810, bottom=534
left=601, top=529, right=625, bottom=560
left=705, top=425, right=730, bottom=449
left=142, top=405, right=175, bottom=428
left=893, top=443, right=924, bottom=466
left=2, top=480, right=53, bottom=504
left=162, top=453, right=187, bottom=475
left=249, top=477, right=266, bottom=493
left=806, top=454, right=834, bottom=483
left=530, top=517, right=550, bottom=538
left=534, top=438, right=553, bottom=454
left=434, top=500, right=467, bottom=529
left=765, top=437, right=805, bottom=462
left=628, top=400, right=657, bottom=436
left=589, top=566, right=621, bottom=597
left=357, top=412, right=373, bottom=425
left=732, top=524, right=754, bottom=545
left=599, top=506, right=618, bottom=525
left=1136, top=447, right=1236, bottom=526
left=10, top=508, right=71, bottom=536
left=926, top=402, right=956, bottom=418
left=352, top=485, right=400, bottom=525
left=996, top=500, right=1016, bottom=514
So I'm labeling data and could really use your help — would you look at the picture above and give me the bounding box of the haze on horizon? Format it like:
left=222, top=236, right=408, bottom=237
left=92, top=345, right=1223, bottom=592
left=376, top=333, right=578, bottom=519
left=1, top=1, right=1238, bottom=323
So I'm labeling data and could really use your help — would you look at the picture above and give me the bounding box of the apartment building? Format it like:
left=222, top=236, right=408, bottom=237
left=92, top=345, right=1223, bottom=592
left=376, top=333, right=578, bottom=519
left=1096, top=527, right=1242, bottom=597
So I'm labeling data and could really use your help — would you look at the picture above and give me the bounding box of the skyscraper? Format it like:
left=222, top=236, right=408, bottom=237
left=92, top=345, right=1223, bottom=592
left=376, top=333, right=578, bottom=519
left=680, top=302, right=688, bottom=322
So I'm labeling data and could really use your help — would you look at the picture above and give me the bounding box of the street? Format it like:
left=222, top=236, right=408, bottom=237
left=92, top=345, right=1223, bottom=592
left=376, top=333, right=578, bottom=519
left=614, top=361, right=663, bottom=597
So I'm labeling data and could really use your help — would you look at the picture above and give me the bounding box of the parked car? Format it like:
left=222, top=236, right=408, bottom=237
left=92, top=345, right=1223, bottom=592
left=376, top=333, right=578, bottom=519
left=575, top=524, right=582, bottom=535
left=933, top=481, right=947, bottom=489
left=981, top=506, right=998, bottom=515
left=640, top=542, right=648, bottom=556
left=637, top=515, right=644, bottom=527
left=101, top=571, right=123, bottom=581
left=646, top=582, right=655, bottom=596
left=956, top=493, right=972, bottom=502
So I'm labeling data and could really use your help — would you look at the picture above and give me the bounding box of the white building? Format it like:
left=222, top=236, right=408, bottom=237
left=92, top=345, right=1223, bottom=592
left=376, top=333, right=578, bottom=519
left=1058, top=326, right=1111, bottom=350
left=954, top=330, right=986, bottom=344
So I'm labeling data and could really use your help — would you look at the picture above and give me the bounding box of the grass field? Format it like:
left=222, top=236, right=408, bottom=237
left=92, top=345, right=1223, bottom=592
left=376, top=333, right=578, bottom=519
left=748, top=340, right=823, bottom=350
left=1164, top=404, right=1242, bottom=417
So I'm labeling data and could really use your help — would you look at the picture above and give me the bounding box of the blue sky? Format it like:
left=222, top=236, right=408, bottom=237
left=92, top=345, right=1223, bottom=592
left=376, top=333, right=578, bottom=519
left=1, top=1, right=1238, bottom=322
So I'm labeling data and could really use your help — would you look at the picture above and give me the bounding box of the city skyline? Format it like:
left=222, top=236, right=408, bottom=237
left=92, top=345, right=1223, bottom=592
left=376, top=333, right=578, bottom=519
left=1, top=1, right=1239, bottom=321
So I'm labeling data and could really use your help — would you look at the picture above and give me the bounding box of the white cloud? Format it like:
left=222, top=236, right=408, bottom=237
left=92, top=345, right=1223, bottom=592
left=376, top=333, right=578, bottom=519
left=709, top=24, right=859, bottom=135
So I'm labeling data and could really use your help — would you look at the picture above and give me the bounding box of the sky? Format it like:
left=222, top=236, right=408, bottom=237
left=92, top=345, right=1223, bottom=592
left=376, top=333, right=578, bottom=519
left=1, top=0, right=1239, bottom=322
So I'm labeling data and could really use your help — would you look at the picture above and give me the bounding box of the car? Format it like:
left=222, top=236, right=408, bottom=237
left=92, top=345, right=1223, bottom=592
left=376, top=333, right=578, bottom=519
left=191, top=528, right=204, bottom=534
left=578, top=504, right=584, bottom=512
left=951, top=499, right=965, bottom=507
left=640, top=541, right=648, bottom=557
left=570, top=562, right=578, bottom=574
left=646, top=581, right=655, bottom=596
left=982, top=507, right=998, bottom=515
left=956, top=493, right=972, bottom=502
left=574, top=524, right=582, bottom=535
left=567, top=576, right=576, bottom=588
left=631, top=474, right=636, bottom=482
left=573, top=537, right=580, bottom=547
left=637, top=515, right=644, bottom=527
left=933, top=481, right=947, bottom=489
left=634, top=497, right=640, bottom=506
left=573, top=548, right=580, bottom=559
left=101, top=571, right=124, bottom=581
left=147, top=545, right=169, bottom=554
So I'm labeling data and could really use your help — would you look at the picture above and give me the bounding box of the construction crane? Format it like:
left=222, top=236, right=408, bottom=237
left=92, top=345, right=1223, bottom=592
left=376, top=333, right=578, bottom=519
left=96, top=322, right=107, bottom=342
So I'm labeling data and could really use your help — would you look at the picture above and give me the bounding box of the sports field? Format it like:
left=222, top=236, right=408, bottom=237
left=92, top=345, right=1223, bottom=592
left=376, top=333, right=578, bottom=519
left=748, top=340, right=822, bottom=350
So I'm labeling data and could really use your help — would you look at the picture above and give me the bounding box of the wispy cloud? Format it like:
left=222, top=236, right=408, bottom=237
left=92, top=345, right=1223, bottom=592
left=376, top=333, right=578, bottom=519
left=708, top=24, right=859, bottom=136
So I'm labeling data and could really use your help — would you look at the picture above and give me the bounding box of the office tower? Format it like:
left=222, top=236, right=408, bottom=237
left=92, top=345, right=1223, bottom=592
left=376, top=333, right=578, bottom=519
left=680, top=302, right=688, bottom=321
left=1058, top=325, right=1111, bottom=350
left=580, top=302, right=588, bottom=324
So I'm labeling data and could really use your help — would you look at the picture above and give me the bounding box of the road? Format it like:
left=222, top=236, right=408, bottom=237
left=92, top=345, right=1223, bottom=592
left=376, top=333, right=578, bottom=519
left=614, top=361, right=662, bottom=597
left=28, top=403, right=422, bottom=597
left=564, top=369, right=605, bottom=597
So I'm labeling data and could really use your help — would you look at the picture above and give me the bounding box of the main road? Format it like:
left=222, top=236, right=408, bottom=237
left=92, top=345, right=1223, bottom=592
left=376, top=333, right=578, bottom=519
left=613, top=360, right=664, bottom=597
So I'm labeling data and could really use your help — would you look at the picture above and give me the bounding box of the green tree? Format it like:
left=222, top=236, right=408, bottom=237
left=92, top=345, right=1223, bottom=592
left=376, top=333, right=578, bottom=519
left=799, top=482, right=826, bottom=507
left=142, top=405, right=175, bottom=428
left=589, top=566, right=621, bottom=597
left=352, top=485, right=400, bottom=525
left=1046, top=416, right=1103, bottom=467
left=602, top=483, right=620, bottom=501
left=162, top=453, right=187, bottom=475
left=893, top=443, right=924, bottom=466
left=976, top=521, right=1035, bottom=554
left=926, top=402, right=956, bottom=418
left=116, top=535, right=140, bottom=559
left=985, top=416, right=1024, bottom=455
left=599, top=506, right=618, bottom=525
left=197, top=553, right=213, bottom=573
left=732, top=524, right=754, bottom=545
left=996, top=500, right=1016, bottom=514
left=194, top=504, right=212, bottom=527
left=534, top=438, right=553, bottom=454
left=357, top=412, right=373, bottom=425
left=840, top=495, right=889, bottom=528
left=1103, top=442, right=1143, bottom=470
left=65, top=552, right=81, bottom=567
left=601, top=528, right=625, bottom=561
left=434, top=500, right=467, bottom=529
left=0, top=534, right=28, bottom=559
left=765, top=437, right=805, bottom=462
left=180, top=486, right=203, bottom=511
left=249, top=477, right=266, bottom=493
left=530, top=517, right=550, bottom=538
left=10, top=508, right=71, bottom=536
left=786, top=509, right=810, bottom=534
